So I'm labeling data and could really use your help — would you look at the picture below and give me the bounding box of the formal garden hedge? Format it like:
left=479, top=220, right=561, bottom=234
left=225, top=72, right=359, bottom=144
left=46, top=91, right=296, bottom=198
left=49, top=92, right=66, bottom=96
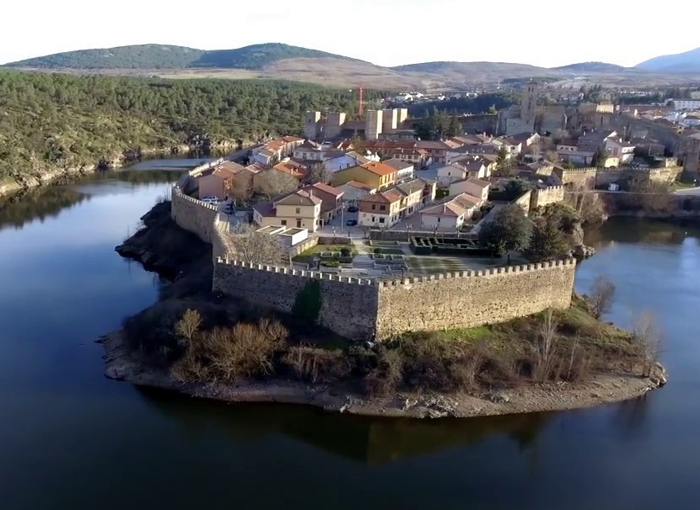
left=410, top=236, right=494, bottom=257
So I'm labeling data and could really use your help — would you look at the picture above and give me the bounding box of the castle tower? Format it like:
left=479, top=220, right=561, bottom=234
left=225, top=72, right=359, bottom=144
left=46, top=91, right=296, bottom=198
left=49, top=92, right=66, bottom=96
left=303, top=111, right=321, bottom=140
left=365, top=110, right=383, bottom=140
left=681, top=135, right=700, bottom=183
left=521, top=81, right=539, bottom=124
left=324, top=112, right=346, bottom=139
left=381, top=108, right=398, bottom=133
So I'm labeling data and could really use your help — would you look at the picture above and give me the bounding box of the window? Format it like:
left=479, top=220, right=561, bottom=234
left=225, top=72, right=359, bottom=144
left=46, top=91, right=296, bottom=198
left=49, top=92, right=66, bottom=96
left=437, top=217, right=441, bottom=223
left=379, top=218, right=385, bottom=224
left=296, top=219, right=302, bottom=228
left=372, top=204, right=376, bottom=210
left=295, top=207, right=301, bottom=214
left=281, top=220, right=287, bottom=226
left=379, top=205, right=386, bottom=211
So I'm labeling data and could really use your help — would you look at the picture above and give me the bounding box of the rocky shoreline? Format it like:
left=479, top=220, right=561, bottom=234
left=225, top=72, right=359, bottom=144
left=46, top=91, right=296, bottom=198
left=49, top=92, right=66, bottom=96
left=0, top=141, right=238, bottom=199
left=98, top=329, right=667, bottom=419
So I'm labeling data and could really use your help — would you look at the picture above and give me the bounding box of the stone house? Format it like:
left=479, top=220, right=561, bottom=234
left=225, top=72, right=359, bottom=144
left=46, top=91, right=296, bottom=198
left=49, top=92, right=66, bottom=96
left=301, top=183, right=345, bottom=224
left=338, top=181, right=376, bottom=204
left=197, top=162, right=246, bottom=199
left=358, top=190, right=404, bottom=228
left=357, top=178, right=436, bottom=228
left=331, top=161, right=398, bottom=190
left=604, top=138, right=636, bottom=164
left=253, top=189, right=322, bottom=232
left=382, top=158, right=415, bottom=180
left=420, top=193, right=482, bottom=230
left=323, top=151, right=373, bottom=174
left=437, top=157, right=487, bottom=187
left=293, top=141, right=330, bottom=161
left=448, top=178, right=491, bottom=201
left=272, top=159, right=309, bottom=180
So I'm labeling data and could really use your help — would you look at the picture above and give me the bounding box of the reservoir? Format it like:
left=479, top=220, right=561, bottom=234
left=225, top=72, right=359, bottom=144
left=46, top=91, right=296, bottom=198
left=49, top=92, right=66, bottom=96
left=1, top=164, right=699, bottom=509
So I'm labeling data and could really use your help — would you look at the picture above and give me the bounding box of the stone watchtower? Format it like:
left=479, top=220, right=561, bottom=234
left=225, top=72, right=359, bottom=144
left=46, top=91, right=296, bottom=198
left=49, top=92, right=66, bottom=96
left=681, top=134, right=700, bottom=183
left=521, top=81, right=539, bottom=125
left=303, top=111, right=322, bottom=140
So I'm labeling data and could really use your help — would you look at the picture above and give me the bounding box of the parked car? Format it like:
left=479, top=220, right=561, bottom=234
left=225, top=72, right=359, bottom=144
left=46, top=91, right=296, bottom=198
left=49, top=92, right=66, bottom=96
left=201, top=196, right=218, bottom=203
left=347, top=206, right=359, bottom=213
left=346, top=219, right=358, bottom=226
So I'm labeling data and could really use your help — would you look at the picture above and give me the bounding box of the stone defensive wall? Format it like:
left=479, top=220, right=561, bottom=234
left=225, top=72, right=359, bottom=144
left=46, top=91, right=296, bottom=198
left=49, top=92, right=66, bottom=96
left=212, top=257, right=576, bottom=340
left=557, top=167, right=682, bottom=190
left=171, top=187, right=219, bottom=243
left=375, top=259, right=575, bottom=338
left=170, top=184, right=577, bottom=341
left=213, top=259, right=380, bottom=340
left=531, top=186, right=564, bottom=209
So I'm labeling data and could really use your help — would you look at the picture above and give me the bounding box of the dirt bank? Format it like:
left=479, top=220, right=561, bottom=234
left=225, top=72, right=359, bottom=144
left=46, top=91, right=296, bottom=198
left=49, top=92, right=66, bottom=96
left=99, top=330, right=667, bottom=419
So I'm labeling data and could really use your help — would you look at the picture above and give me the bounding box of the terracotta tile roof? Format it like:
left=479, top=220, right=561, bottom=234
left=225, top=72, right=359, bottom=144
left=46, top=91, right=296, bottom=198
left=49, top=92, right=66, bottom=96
left=275, top=189, right=321, bottom=207
left=466, top=178, right=491, bottom=189
left=421, top=193, right=480, bottom=217
left=282, top=136, right=304, bottom=142
left=253, top=201, right=276, bottom=218
left=359, top=193, right=392, bottom=204
left=308, top=182, right=344, bottom=197
left=273, top=161, right=307, bottom=179
left=382, top=158, right=414, bottom=171
left=343, top=180, right=375, bottom=191
left=360, top=161, right=397, bottom=176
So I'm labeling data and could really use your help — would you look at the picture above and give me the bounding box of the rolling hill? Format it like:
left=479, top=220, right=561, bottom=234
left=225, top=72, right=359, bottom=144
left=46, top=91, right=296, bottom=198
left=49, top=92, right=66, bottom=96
left=636, top=46, right=700, bottom=73
left=3, top=43, right=357, bottom=70
left=4, top=42, right=699, bottom=90
left=553, top=62, right=627, bottom=73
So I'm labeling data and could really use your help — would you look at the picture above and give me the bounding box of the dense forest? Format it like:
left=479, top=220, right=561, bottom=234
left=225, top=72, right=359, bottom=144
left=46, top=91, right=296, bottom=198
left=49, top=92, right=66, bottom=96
left=4, top=43, right=355, bottom=70
left=0, top=71, right=383, bottom=180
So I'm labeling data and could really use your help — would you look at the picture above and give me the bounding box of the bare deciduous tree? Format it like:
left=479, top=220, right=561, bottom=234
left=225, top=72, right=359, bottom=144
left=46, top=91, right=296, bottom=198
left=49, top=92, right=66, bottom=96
left=533, top=309, right=560, bottom=382
left=632, top=312, right=663, bottom=377
left=253, top=169, right=299, bottom=199
left=225, top=223, right=283, bottom=265
left=175, top=309, right=202, bottom=345
left=301, top=162, right=332, bottom=185
left=590, top=275, right=616, bottom=319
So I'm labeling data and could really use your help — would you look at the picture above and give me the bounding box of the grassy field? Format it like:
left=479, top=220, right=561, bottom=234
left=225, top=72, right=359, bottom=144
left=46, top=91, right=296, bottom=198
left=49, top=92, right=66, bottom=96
left=407, top=256, right=467, bottom=275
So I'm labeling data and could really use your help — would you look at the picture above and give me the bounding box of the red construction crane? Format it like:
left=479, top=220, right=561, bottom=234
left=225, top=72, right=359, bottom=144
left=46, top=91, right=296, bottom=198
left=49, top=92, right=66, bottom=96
left=358, top=83, right=364, bottom=118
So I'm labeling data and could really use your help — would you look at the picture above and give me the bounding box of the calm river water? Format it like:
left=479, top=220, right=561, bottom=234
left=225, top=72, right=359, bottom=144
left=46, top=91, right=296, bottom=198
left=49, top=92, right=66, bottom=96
left=1, top=165, right=699, bottom=509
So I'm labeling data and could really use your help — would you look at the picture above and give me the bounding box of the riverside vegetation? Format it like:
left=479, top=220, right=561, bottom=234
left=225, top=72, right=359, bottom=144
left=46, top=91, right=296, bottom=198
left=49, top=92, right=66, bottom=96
left=0, top=71, right=385, bottom=184
left=110, top=200, right=666, bottom=418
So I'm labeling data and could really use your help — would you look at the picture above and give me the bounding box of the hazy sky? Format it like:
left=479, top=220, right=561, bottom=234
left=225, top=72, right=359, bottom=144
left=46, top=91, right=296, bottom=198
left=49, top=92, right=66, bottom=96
left=1, top=0, right=697, bottom=67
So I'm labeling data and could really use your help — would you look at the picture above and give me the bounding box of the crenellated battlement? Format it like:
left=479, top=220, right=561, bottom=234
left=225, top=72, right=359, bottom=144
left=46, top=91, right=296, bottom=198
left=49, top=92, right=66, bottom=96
left=215, top=256, right=575, bottom=288
left=172, top=187, right=219, bottom=211
left=215, top=257, right=378, bottom=286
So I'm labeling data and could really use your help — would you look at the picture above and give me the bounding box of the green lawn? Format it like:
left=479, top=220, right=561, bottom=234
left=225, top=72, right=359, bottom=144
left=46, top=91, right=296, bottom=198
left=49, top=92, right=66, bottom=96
left=373, top=247, right=406, bottom=255
left=293, top=243, right=357, bottom=264
left=670, top=181, right=696, bottom=191
left=434, top=326, right=492, bottom=342
left=407, top=256, right=466, bottom=275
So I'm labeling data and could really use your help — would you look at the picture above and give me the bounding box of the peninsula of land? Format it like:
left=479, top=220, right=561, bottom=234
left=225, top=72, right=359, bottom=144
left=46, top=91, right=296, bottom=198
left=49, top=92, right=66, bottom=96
left=102, top=196, right=667, bottom=420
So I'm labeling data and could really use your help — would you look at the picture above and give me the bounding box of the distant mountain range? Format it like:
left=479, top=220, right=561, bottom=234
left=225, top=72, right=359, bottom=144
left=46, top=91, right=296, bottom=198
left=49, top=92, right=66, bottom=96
left=636, top=47, right=700, bottom=73
left=4, top=43, right=700, bottom=89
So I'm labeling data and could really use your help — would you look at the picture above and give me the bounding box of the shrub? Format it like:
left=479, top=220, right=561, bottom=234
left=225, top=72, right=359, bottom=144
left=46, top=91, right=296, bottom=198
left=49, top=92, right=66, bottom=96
left=321, top=259, right=340, bottom=267
left=171, top=317, right=287, bottom=383
left=284, top=346, right=352, bottom=383
left=340, top=247, right=351, bottom=257
left=364, top=348, right=403, bottom=397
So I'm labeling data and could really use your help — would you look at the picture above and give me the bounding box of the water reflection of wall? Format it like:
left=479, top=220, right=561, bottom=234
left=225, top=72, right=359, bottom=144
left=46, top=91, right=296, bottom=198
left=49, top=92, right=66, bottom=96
left=139, top=388, right=551, bottom=465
